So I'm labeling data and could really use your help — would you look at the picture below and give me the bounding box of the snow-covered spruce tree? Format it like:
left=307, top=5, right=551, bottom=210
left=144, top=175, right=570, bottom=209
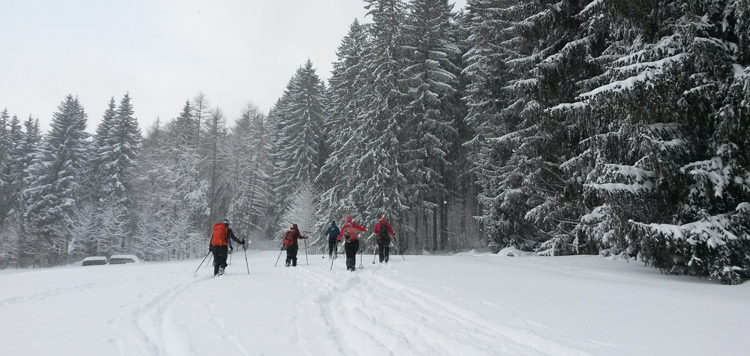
left=90, top=97, right=117, bottom=202
left=94, top=93, right=142, bottom=253
left=223, top=103, right=273, bottom=241
left=271, top=60, right=327, bottom=214
left=447, top=9, right=485, bottom=252
left=463, top=0, right=530, bottom=252
left=24, top=95, right=90, bottom=266
left=175, top=100, right=198, bottom=147
left=346, top=0, right=410, bottom=234
left=464, top=0, right=588, bottom=253
left=13, top=117, right=41, bottom=266
left=1, top=115, right=23, bottom=225
left=0, top=115, right=29, bottom=266
left=0, top=110, right=10, bottom=226
left=401, top=0, right=461, bottom=251
left=554, top=0, right=750, bottom=283
left=505, top=0, right=599, bottom=256
left=317, top=19, right=371, bottom=228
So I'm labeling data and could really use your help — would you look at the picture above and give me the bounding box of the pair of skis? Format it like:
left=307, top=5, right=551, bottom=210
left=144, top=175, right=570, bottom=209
left=195, top=244, right=250, bottom=275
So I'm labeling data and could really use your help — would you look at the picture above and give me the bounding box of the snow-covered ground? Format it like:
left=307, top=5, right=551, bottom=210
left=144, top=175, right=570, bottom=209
left=1, top=249, right=748, bottom=356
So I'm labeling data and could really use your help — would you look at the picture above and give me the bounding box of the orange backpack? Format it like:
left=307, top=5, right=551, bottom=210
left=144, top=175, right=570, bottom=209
left=211, top=223, right=228, bottom=246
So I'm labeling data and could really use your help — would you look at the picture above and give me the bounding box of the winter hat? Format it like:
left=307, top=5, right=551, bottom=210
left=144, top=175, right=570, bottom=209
left=380, top=217, right=386, bottom=223
left=345, top=215, right=352, bottom=223
left=292, top=224, right=298, bottom=230
left=331, top=220, right=336, bottom=226
left=222, top=218, right=230, bottom=226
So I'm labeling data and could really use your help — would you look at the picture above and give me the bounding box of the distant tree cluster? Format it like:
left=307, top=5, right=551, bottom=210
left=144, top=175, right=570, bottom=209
left=1, top=0, right=748, bottom=283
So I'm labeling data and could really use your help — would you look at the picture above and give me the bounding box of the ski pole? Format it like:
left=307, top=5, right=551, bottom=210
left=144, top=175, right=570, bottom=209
left=359, top=243, right=365, bottom=269
left=330, top=241, right=337, bottom=271
left=372, top=241, right=378, bottom=264
left=304, top=236, right=309, bottom=266
left=243, top=244, right=250, bottom=274
left=392, top=234, right=406, bottom=261
left=229, top=249, right=232, bottom=266
left=205, top=253, right=213, bottom=268
left=274, top=246, right=284, bottom=267
left=194, top=250, right=211, bottom=274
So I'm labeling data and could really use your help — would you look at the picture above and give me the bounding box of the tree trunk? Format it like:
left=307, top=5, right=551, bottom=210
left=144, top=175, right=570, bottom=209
left=413, top=211, right=419, bottom=254
left=422, top=210, right=429, bottom=253
left=432, top=204, right=438, bottom=252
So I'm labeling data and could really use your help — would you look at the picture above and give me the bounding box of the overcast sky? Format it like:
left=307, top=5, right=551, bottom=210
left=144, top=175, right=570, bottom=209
left=0, top=0, right=467, bottom=133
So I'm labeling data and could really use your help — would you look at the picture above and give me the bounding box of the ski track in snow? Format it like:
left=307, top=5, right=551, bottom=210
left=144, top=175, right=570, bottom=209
left=288, top=263, right=593, bottom=356
left=112, top=273, right=207, bottom=356
left=208, top=281, right=251, bottom=356
left=0, top=279, right=126, bottom=308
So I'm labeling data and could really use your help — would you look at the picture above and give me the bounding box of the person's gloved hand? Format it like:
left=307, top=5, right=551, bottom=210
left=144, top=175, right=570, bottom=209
left=241, top=239, right=246, bottom=245
left=209, top=245, right=213, bottom=251
left=230, top=245, right=234, bottom=252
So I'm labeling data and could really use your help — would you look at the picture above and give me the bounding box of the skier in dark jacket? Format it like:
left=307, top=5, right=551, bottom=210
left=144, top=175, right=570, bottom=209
left=209, top=219, right=246, bottom=276
left=325, top=221, right=340, bottom=259
left=282, top=224, right=307, bottom=267
left=337, top=215, right=366, bottom=271
left=373, top=217, right=395, bottom=263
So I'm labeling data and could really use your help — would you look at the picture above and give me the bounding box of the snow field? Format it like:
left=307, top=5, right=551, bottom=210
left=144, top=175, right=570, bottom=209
left=1, top=250, right=749, bottom=356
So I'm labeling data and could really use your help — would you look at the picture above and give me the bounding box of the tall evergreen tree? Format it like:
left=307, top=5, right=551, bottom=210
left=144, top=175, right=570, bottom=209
left=402, top=0, right=461, bottom=250
left=90, top=97, right=117, bottom=201
left=348, top=0, right=410, bottom=228
left=318, top=19, right=371, bottom=224
left=14, top=117, right=41, bottom=266
left=272, top=60, right=327, bottom=206
left=0, top=109, right=10, bottom=223
left=93, top=93, right=142, bottom=253
left=24, top=95, right=90, bottom=265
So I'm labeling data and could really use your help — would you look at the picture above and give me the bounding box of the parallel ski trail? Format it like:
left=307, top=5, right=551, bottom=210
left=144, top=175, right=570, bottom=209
left=291, top=265, right=593, bottom=356
left=113, top=273, right=209, bottom=356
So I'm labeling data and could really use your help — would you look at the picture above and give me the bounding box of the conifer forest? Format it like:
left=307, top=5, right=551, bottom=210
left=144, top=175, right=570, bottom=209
left=1, top=0, right=748, bottom=284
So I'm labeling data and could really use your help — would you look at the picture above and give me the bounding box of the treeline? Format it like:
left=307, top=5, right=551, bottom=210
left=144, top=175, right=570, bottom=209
left=1, top=0, right=748, bottom=283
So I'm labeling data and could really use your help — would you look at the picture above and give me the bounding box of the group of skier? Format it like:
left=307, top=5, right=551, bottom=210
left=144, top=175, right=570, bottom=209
left=205, top=215, right=396, bottom=276
left=324, top=215, right=395, bottom=271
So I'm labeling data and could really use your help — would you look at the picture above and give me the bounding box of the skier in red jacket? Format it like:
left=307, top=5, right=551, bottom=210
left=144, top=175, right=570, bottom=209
left=373, top=217, right=395, bottom=263
left=337, top=215, right=366, bottom=271
left=282, top=224, right=307, bottom=267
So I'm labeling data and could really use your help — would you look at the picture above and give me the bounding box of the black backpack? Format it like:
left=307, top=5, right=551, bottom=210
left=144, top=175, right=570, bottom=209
left=379, top=223, right=389, bottom=239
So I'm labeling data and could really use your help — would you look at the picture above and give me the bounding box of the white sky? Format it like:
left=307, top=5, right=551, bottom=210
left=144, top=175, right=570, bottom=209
left=0, top=0, right=466, bottom=133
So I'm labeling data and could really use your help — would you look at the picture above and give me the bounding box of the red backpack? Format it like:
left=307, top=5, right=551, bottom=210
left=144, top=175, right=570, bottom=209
left=211, top=223, right=228, bottom=246
left=282, top=230, right=294, bottom=246
left=342, top=223, right=358, bottom=242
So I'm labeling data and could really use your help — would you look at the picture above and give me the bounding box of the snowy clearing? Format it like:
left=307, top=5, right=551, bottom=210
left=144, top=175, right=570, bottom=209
left=1, top=250, right=748, bottom=356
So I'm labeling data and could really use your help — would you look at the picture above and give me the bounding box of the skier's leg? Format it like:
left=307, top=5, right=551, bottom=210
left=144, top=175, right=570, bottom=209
left=218, top=246, right=228, bottom=274
left=385, top=239, right=390, bottom=263
left=378, top=240, right=385, bottom=262
left=212, top=249, right=220, bottom=275
left=345, top=242, right=354, bottom=270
